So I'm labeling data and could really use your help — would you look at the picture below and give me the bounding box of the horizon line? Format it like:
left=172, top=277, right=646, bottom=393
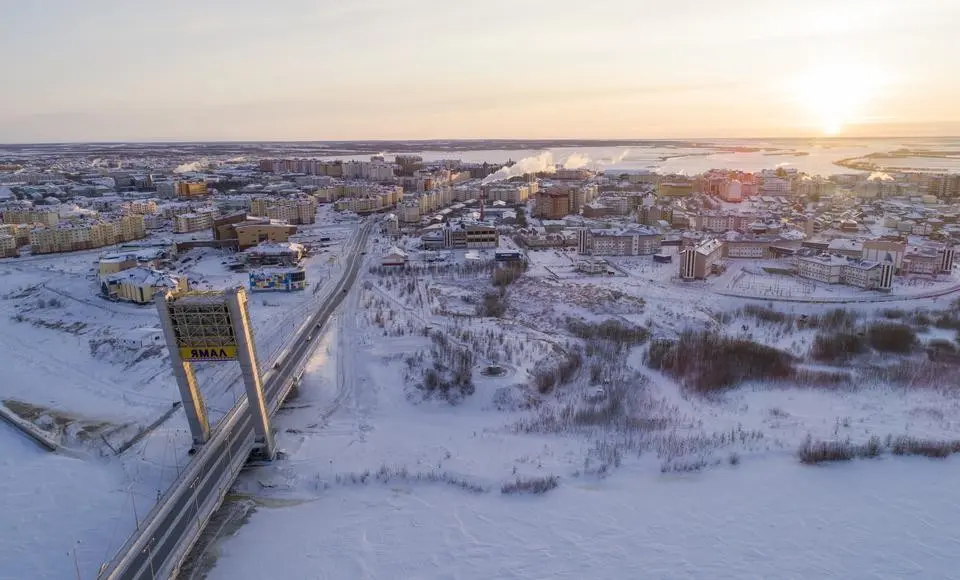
left=2, top=135, right=959, bottom=148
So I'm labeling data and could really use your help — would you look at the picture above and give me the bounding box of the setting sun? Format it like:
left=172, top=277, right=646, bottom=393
left=791, top=64, right=890, bottom=136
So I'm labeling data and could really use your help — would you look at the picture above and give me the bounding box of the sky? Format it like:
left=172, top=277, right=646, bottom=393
left=1, top=0, right=959, bottom=143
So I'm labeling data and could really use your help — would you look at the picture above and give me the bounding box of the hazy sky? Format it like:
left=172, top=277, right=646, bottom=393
left=2, top=0, right=959, bottom=142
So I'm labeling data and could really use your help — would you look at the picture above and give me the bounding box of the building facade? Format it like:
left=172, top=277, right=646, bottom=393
left=680, top=238, right=724, bottom=280
left=577, top=227, right=662, bottom=256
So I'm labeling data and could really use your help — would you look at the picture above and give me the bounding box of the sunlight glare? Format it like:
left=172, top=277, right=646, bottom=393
left=790, top=63, right=889, bottom=136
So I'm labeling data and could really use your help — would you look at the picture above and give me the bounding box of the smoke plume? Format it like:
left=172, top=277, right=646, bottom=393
left=868, top=171, right=893, bottom=181
left=481, top=152, right=556, bottom=184
left=174, top=159, right=210, bottom=174
left=600, top=149, right=630, bottom=166
left=562, top=153, right=591, bottom=170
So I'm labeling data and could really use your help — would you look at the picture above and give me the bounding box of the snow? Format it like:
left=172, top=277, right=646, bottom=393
left=210, top=458, right=960, bottom=580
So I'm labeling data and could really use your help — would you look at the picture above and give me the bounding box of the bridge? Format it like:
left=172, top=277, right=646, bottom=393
left=99, top=221, right=374, bottom=580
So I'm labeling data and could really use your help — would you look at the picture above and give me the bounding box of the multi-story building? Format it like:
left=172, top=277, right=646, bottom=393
left=680, top=238, right=724, bottom=280
left=100, top=267, right=186, bottom=304
left=28, top=214, right=146, bottom=254
left=796, top=254, right=894, bottom=290
left=0, top=234, right=17, bottom=257
left=657, top=181, right=694, bottom=198
left=341, top=160, right=396, bottom=181
left=577, top=227, right=662, bottom=256
left=421, top=221, right=499, bottom=249
left=249, top=197, right=317, bottom=225
left=175, top=181, right=208, bottom=198
left=0, top=223, right=30, bottom=247
left=124, top=200, right=158, bottom=215
left=443, top=221, right=499, bottom=249
left=760, top=177, right=789, bottom=195
left=724, top=238, right=774, bottom=258
left=2, top=207, right=60, bottom=226
left=395, top=155, right=423, bottom=175
left=173, top=208, right=217, bottom=233
left=535, top=190, right=571, bottom=219
left=930, top=174, right=960, bottom=198
left=398, top=201, right=421, bottom=224
left=569, top=184, right=599, bottom=214
left=234, top=223, right=298, bottom=251
left=242, top=241, right=305, bottom=266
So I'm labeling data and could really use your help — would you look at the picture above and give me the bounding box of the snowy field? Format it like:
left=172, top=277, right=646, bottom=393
left=203, top=250, right=960, bottom=579
left=211, top=458, right=960, bottom=580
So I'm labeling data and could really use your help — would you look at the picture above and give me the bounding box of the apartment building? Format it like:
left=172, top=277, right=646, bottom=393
left=341, top=160, right=395, bottom=181
left=0, top=223, right=30, bottom=247
left=0, top=234, right=17, bottom=257
left=680, top=238, right=724, bottom=280
left=657, top=182, right=694, bottom=198
left=124, top=200, right=158, bottom=215
left=534, top=190, right=571, bottom=219
left=249, top=197, right=317, bottom=225
left=173, top=207, right=218, bottom=233
left=29, top=215, right=146, bottom=254
left=569, top=184, right=599, bottom=214
left=2, top=207, right=60, bottom=226
left=577, top=227, right=662, bottom=256
left=398, top=201, right=421, bottom=224
left=691, top=212, right=763, bottom=233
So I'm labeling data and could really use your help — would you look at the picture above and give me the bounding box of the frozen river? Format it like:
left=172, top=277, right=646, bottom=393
left=209, top=456, right=960, bottom=580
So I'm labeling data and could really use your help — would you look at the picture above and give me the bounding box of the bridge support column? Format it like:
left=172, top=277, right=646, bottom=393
left=156, top=294, right=210, bottom=446
left=226, top=288, right=276, bottom=460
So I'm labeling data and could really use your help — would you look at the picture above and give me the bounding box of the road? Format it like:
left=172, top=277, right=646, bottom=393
left=99, top=220, right=373, bottom=580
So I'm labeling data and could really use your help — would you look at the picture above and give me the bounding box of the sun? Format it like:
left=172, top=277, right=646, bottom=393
left=790, top=64, right=888, bottom=136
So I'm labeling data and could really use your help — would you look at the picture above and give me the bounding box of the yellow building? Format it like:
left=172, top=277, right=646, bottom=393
left=657, top=182, right=694, bottom=198
left=249, top=197, right=317, bottom=224
left=101, top=267, right=186, bottom=304
left=125, top=200, right=158, bottom=215
left=3, top=208, right=60, bottom=226
left=28, top=215, right=148, bottom=254
left=175, top=182, right=208, bottom=198
left=234, top=223, right=298, bottom=250
left=98, top=254, right=138, bottom=276
left=173, top=210, right=216, bottom=233
left=0, top=234, right=17, bottom=258
left=0, top=223, right=29, bottom=247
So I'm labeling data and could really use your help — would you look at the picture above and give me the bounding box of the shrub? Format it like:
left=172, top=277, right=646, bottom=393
left=808, top=308, right=858, bottom=331
left=934, top=313, right=960, bottom=331
left=492, top=264, right=525, bottom=287
left=889, top=436, right=960, bottom=458
left=810, top=331, right=868, bottom=362
left=797, top=435, right=883, bottom=464
left=927, top=338, right=957, bottom=354
left=645, top=331, right=793, bottom=393
left=501, top=475, right=559, bottom=495
left=866, top=322, right=917, bottom=354
left=566, top=318, right=649, bottom=345
left=740, top=304, right=792, bottom=326
left=478, top=291, right=507, bottom=317
left=881, top=308, right=906, bottom=320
